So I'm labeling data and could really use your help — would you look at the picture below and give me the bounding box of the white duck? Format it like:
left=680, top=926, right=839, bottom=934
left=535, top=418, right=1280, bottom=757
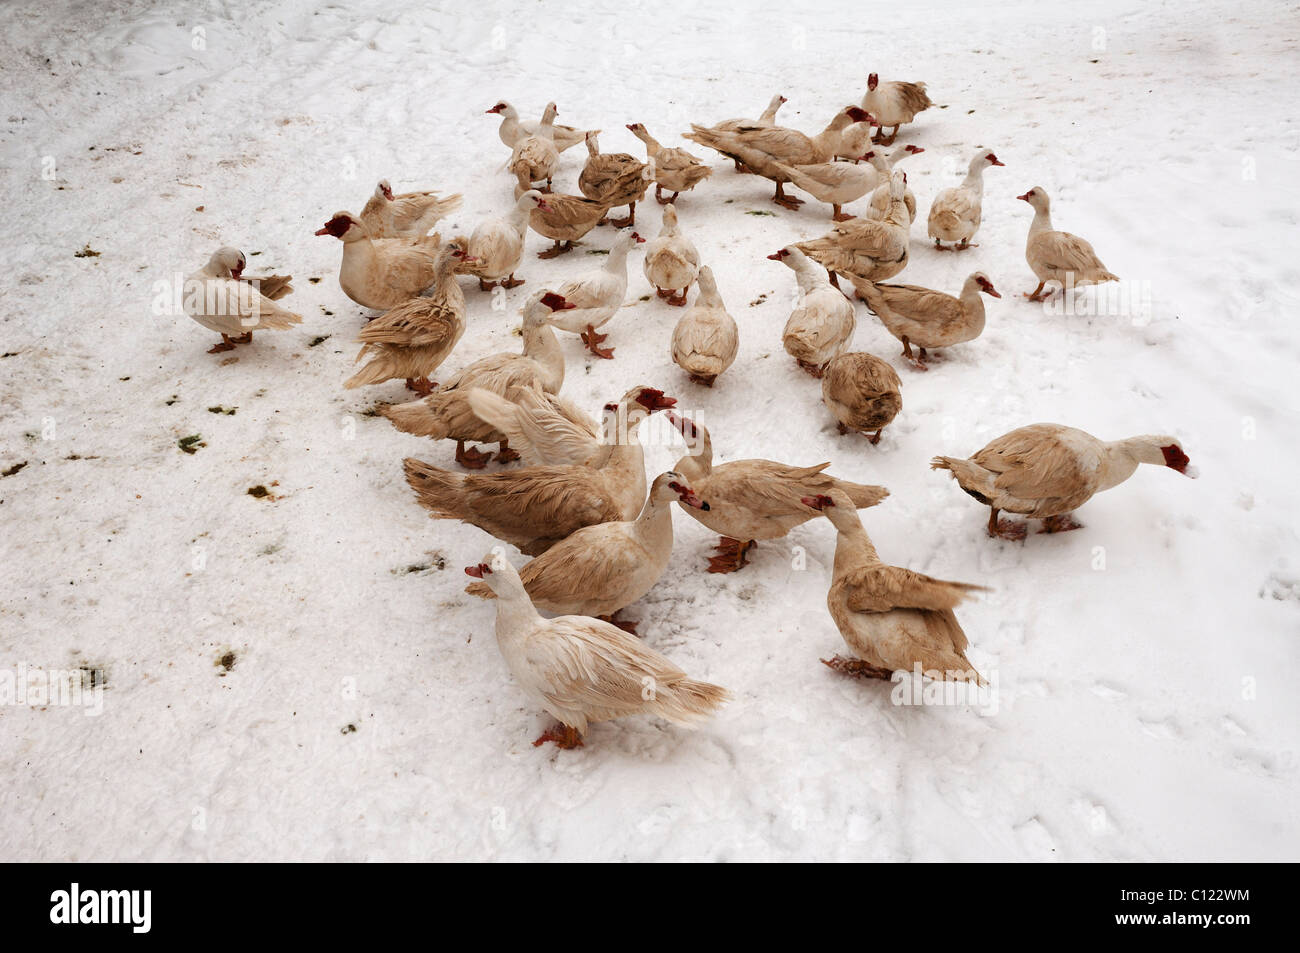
left=359, top=180, right=462, bottom=240
left=803, top=492, right=985, bottom=683
left=666, top=412, right=889, bottom=573
left=927, top=150, right=1005, bottom=250
left=820, top=352, right=902, bottom=444
left=343, top=241, right=472, bottom=394
left=464, top=471, right=710, bottom=634
left=856, top=272, right=1000, bottom=369
left=685, top=106, right=874, bottom=209
left=1018, top=186, right=1119, bottom=300
left=547, top=229, right=645, bottom=358
left=403, top=386, right=677, bottom=554
left=796, top=172, right=911, bottom=287
left=315, top=211, right=442, bottom=310
left=670, top=266, right=738, bottom=387
left=466, top=382, right=602, bottom=467
left=859, top=73, right=933, bottom=145
left=486, top=99, right=593, bottom=154
left=625, top=123, right=711, bottom=205
left=382, top=291, right=573, bottom=468
left=463, top=551, right=729, bottom=749
left=508, top=102, right=560, bottom=191
left=861, top=145, right=925, bottom=221
left=700, top=93, right=788, bottom=171
left=642, top=204, right=700, bottom=306
left=931, top=424, right=1195, bottom=539
left=183, top=247, right=302, bottom=353
left=456, top=190, right=550, bottom=291
left=768, top=245, right=855, bottom=377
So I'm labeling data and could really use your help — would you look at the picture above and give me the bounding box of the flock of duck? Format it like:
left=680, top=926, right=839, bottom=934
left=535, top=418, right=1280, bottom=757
left=183, top=76, right=1194, bottom=750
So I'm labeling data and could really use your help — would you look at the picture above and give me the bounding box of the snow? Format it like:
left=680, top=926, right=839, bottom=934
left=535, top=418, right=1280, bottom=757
left=1, top=0, right=1298, bottom=861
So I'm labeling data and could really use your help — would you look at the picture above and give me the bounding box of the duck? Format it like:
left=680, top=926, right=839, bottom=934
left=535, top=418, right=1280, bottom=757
left=931, top=424, right=1195, bottom=539
left=642, top=204, right=700, bottom=306
left=802, top=492, right=985, bottom=683
left=859, top=73, right=933, bottom=145
left=670, top=266, right=738, bottom=387
left=625, top=122, right=712, bottom=204
left=768, top=245, right=855, bottom=377
left=402, top=386, right=677, bottom=554
left=861, top=145, right=925, bottom=221
left=315, top=211, right=443, bottom=310
left=796, top=172, right=911, bottom=287
left=455, top=190, right=550, bottom=291
left=382, top=291, right=573, bottom=468
left=516, top=171, right=610, bottom=259
left=706, top=92, right=788, bottom=170
left=463, top=551, right=728, bottom=749
left=927, top=150, right=1005, bottom=250
left=358, top=179, right=462, bottom=240
left=465, top=382, right=602, bottom=467
left=855, top=272, right=1000, bottom=369
left=684, top=106, right=874, bottom=209
left=666, top=412, right=889, bottom=573
left=343, top=240, right=473, bottom=394
left=486, top=99, right=594, bottom=154
left=508, top=102, right=560, bottom=191
left=1018, top=186, right=1119, bottom=300
left=183, top=247, right=302, bottom=353
left=465, top=471, right=710, bottom=633
left=578, top=132, right=651, bottom=227
left=546, top=229, right=645, bottom=358
left=820, top=352, right=902, bottom=444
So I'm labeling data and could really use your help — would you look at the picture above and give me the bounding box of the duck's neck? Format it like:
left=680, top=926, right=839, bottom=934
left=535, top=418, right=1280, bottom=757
left=636, top=131, right=662, bottom=155
left=521, top=319, right=565, bottom=389
left=831, top=513, right=881, bottom=576
left=793, top=260, right=828, bottom=295
left=338, top=235, right=376, bottom=285
left=1028, top=203, right=1054, bottom=236
left=493, top=583, right=543, bottom=642
left=500, top=113, right=522, bottom=142
left=958, top=282, right=987, bottom=331
left=604, top=416, right=648, bottom=500
left=632, top=492, right=675, bottom=551
left=1099, top=438, right=1163, bottom=492
left=675, top=437, right=713, bottom=483
left=606, top=242, right=631, bottom=276
left=507, top=199, right=532, bottom=231
left=960, top=162, right=987, bottom=192
left=814, top=115, right=854, bottom=156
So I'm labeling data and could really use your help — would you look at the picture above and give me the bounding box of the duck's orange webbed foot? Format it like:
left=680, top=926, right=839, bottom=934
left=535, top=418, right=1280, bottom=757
left=821, top=655, right=895, bottom=680
left=533, top=724, right=584, bottom=749
left=1039, top=514, right=1084, bottom=534
left=404, top=377, right=436, bottom=396
left=706, top=537, right=755, bottom=573
left=455, top=440, right=493, bottom=470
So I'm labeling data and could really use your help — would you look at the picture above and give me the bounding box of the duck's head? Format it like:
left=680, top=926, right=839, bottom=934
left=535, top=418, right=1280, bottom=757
left=983, top=151, right=1005, bottom=168
left=209, top=246, right=246, bottom=279
left=485, top=100, right=515, bottom=118
left=1016, top=186, right=1049, bottom=212
left=518, top=189, right=551, bottom=213
left=867, top=73, right=880, bottom=91
left=376, top=179, right=395, bottom=201
left=463, top=549, right=519, bottom=594
left=651, top=471, right=709, bottom=510
left=630, top=386, right=676, bottom=413
left=315, top=211, right=365, bottom=241
left=971, top=272, right=1000, bottom=298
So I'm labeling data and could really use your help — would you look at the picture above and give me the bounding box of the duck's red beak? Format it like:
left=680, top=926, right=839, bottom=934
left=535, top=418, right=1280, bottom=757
left=464, top=563, right=492, bottom=578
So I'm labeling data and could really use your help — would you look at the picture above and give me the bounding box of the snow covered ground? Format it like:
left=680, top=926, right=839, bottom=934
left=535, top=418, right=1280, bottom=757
left=2, top=0, right=1298, bottom=861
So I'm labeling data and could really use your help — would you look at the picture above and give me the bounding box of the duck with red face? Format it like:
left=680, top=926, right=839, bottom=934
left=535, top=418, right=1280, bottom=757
left=932, top=424, right=1195, bottom=539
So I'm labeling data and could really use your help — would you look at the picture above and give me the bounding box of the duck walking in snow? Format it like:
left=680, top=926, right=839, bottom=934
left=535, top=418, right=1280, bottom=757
left=183, top=247, right=302, bottom=353
left=803, top=492, right=985, bottom=683
left=465, top=552, right=729, bottom=749
left=1018, top=186, right=1119, bottom=301
left=931, top=424, right=1195, bottom=539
